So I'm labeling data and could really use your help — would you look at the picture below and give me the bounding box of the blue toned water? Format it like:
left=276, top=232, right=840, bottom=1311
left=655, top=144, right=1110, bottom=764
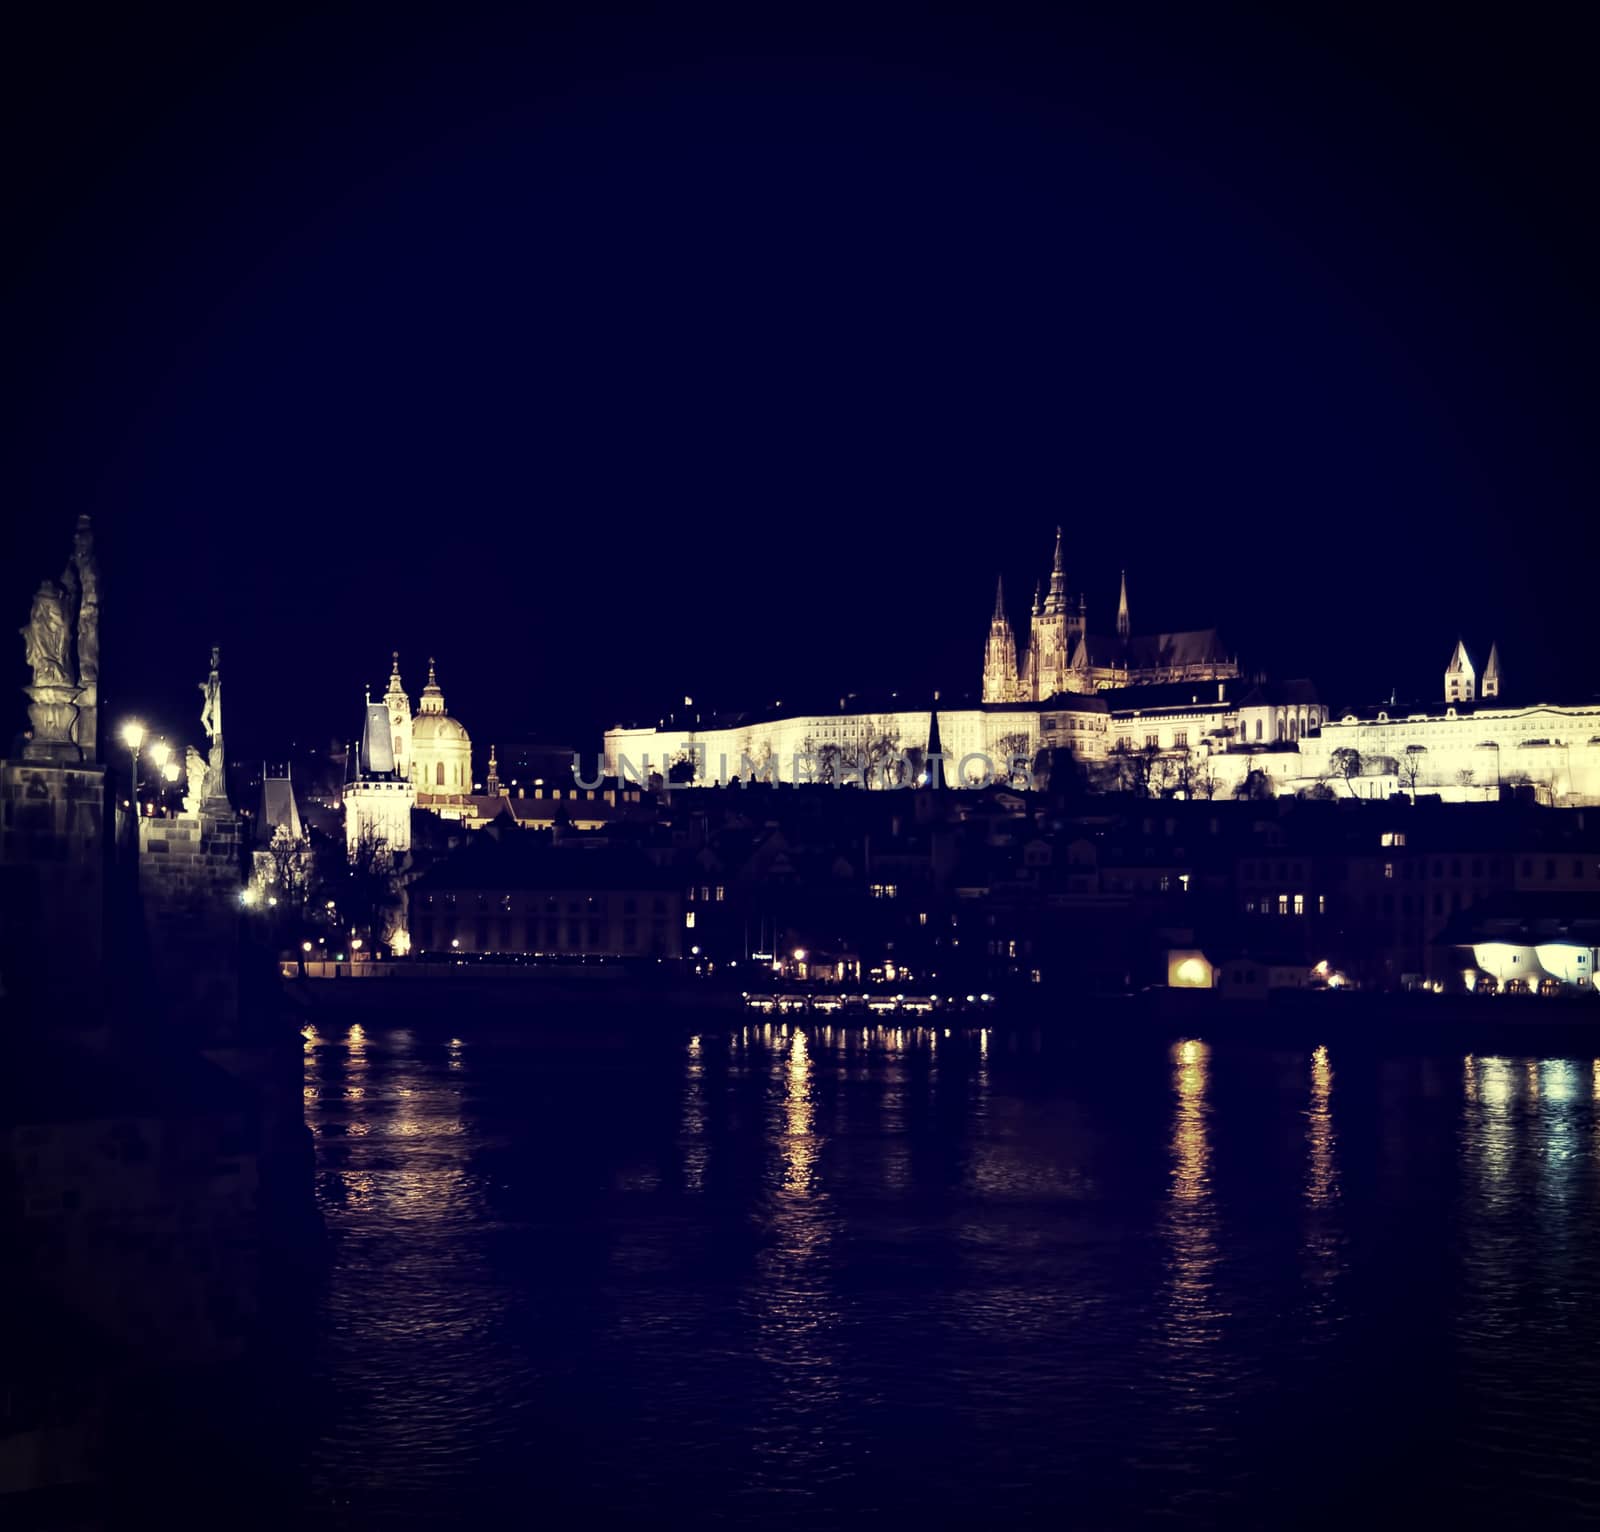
left=283, top=1021, right=1600, bottom=1527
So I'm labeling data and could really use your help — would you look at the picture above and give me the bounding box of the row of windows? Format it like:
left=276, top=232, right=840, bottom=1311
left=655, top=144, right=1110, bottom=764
left=1379, top=857, right=1592, bottom=881
left=1244, top=893, right=1327, bottom=916
left=685, top=886, right=727, bottom=902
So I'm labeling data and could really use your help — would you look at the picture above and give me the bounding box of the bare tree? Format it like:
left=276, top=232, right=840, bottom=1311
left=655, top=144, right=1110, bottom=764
left=266, top=825, right=313, bottom=905
left=1327, top=747, right=1363, bottom=798
left=1399, top=746, right=1426, bottom=797
left=995, top=730, right=1032, bottom=788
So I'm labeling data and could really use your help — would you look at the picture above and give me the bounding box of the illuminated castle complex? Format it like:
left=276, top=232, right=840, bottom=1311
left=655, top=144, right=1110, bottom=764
left=982, top=528, right=1237, bottom=701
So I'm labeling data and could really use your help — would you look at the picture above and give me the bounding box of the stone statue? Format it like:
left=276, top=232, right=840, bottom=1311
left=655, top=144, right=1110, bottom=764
left=199, top=645, right=222, bottom=746
left=19, top=579, right=80, bottom=760
left=20, top=581, right=73, bottom=690
left=183, top=745, right=206, bottom=814
left=59, top=514, right=100, bottom=758
left=197, top=646, right=228, bottom=807
left=70, top=515, right=99, bottom=686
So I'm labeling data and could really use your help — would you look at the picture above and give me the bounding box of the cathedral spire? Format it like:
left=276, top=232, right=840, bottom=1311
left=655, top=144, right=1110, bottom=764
left=993, top=574, right=1007, bottom=622
left=1116, top=568, right=1130, bottom=638
left=1031, top=580, right=1042, bottom=617
left=1045, top=526, right=1067, bottom=614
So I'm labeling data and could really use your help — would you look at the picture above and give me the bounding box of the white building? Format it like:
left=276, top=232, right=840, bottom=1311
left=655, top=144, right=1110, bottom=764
left=603, top=697, right=1097, bottom=788
left=343, top=700, right=416, bottom=857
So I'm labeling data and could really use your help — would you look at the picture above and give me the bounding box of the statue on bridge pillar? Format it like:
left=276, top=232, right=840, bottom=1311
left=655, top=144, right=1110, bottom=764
left=61, top=514, right=100, bottom=760
left=199, top=644, right=229, bottom=807
left=15, top=516, right=102, bottom=764
left=19, top=578, right=80, bottom=761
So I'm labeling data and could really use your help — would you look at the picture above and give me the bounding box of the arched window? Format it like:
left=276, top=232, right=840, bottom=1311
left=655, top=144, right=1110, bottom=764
left=1255, top=719, right=1262, bottom=742
left=436, top=761, right=445, bottom=786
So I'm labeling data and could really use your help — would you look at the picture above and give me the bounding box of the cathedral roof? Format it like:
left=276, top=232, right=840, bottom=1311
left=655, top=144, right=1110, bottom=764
left=355, top=702, right=401, bottom=779
left=1071, top=629, right=1232, bottom=671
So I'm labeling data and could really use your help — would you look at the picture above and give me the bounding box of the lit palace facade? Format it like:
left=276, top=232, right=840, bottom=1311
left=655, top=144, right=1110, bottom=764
left=601, top=564, right=1596, bottom=805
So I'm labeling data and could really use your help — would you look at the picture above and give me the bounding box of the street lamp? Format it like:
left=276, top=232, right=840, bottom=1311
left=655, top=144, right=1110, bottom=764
left=121, top=721, right=145, bottom=813
left=148, top=740, right=172, bottom=814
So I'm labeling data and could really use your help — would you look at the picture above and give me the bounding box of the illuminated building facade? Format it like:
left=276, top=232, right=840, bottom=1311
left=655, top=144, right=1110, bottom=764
left=343, top=699, right=416, bottom=856
left=380, top=653, right=475, bottom=817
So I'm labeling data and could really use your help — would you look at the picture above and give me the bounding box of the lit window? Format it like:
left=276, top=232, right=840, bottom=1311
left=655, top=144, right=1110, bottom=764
left=1384, top=862, right=1394, bottom=879
left=1318, top=894, right=1327, bottom=915
left=685, top=911, right=695, bottom=929
left=1294, top=894, right=1305, bottom=916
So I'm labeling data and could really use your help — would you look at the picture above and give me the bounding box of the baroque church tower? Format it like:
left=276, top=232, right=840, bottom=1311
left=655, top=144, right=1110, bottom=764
left=383, top=651, right=412, bottom=779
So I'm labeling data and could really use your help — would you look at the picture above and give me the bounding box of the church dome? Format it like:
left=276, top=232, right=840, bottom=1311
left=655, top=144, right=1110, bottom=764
left=407, top=657, right=473, bottom=795
left=412, top=712, right=469, bottom=744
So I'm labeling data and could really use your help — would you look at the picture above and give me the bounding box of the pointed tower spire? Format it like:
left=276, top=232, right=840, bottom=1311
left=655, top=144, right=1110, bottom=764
left=983, top=574, right=1020, bottom=702
left=486, top=743, right=501, bottom=796
left=1116, top=568, right=1131, bottom=639
left=1444, top=638, right=1476, bottom=703
left=383, top=650, right=413, bottom=779
left=1045, top=525, right=1067, bottom=614
left=1031, top=580, right=1043, bottom=617
left=924, top=691, right=944, bottom=787
left=419, top=655, right=446, bottom=715
left=1482, top=641, right=1501, bottom=700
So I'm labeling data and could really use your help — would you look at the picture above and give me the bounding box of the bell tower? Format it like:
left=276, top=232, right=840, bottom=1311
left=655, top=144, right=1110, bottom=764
left=383, top=651, right=412, bottom=778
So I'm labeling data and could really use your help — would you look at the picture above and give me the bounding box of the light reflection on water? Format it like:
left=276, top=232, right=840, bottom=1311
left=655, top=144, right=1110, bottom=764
left=292, top=1022, right=1600, bottom=1527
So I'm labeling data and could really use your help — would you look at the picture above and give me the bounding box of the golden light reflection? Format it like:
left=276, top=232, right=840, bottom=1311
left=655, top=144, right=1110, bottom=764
left=1161, top=1038, right=1220, bottom=1354
left=784, top=1027, right=817, bottom=1193
left=1299, top=1044, right=1347, bottom=1318
left=748, top=1025, right=841, bottom=1475
left=1306, top=1045, right=1338, bottom=1209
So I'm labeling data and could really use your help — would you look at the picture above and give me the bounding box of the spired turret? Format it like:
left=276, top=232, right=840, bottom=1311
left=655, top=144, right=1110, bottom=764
left=1482, top=642, right=1501, bottom=700
left=1445, top=639, right=1476, bottom=704
left=982, top=576, right=1022, bottom=703
left=383, top=651, right=412, bottom=779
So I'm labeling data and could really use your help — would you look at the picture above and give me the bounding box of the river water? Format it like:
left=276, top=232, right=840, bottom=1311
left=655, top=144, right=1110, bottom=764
left=277, top=1019, right=1600, bottom=1527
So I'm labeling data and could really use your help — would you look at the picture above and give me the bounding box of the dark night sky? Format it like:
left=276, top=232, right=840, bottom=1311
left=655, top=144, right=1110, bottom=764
left=4, top=6, right=1595, bottom=762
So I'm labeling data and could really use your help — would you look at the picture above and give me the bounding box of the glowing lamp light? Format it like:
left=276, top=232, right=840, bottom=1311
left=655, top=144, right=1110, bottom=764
left=451, top=938, right=460, bottom=950
left=350, top=937, right=363, bottom=951
left=302, top=941, right=313, bottom=953
left=793, top=948, right=807, bottom=962
left=389, top=929, right=411, bottom=957
left=149, top=739, right=171, bottom=769
left=161, top=760, right=180, bottom=782
left=121, top=720, right=146, bottom=752
left=240, top=887, right=260, bottom=907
